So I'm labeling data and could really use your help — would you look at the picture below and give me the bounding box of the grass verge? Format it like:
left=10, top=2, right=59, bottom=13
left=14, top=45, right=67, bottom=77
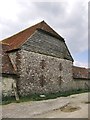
left=1, top=89, right=90, bottom=105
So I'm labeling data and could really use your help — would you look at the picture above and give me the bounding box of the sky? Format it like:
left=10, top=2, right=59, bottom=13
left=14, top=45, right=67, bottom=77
left=0, top=0, right=89, bottom=68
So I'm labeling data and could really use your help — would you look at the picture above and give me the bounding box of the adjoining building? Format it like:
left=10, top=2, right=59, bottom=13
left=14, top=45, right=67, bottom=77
left=72, top=66, right=90, bottom=90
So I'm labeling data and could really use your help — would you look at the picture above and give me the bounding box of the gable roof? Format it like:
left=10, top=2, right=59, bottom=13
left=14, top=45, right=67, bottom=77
left=1, top=21, right=64, bottom=51
left=73, top=66, right=90, bottom=80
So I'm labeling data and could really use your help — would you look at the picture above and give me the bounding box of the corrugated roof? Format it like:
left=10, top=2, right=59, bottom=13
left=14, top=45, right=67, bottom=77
left=1, top=21, right=64, bottom=51
left=73, top=66, right=90, bottom=79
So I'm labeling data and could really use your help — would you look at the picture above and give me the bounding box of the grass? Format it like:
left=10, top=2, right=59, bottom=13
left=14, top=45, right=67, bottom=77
left=1, top=89, right=90, bottom=105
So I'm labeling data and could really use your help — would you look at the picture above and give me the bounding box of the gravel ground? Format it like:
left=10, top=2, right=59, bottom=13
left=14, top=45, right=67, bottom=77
left=2, top=92, right=89, bottom=118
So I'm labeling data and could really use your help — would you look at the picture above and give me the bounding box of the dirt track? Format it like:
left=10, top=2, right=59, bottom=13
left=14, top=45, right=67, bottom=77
left=2, top=92, right=89, bottom=118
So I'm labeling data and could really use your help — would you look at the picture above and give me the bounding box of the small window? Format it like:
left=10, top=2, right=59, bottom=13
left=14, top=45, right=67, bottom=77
left=40, top=60, right=46, bottom=69
left=40, top=75, right=45, bottom=87
left=59, top=63, right=62, bottom=71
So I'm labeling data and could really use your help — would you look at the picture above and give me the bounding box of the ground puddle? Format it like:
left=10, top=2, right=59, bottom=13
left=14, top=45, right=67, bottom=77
left=60, top=104, right=81, bottom=112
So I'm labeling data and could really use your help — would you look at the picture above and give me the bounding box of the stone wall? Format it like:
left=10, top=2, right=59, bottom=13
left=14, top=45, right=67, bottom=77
left=21, top=30, right=73, bottom=61
left=2, top=74, right=89, bottom=97
left=2, top=50, right=89, bottom=97
left=2, top=75, right=15, bottom=97
left=0, top=82, right=1, bottom=101
left=72, top=79, right=90, bottom=90
left=16, top=50, right=73, bottom=96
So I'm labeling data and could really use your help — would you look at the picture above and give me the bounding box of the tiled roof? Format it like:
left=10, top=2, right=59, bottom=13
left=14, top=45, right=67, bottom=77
left=0, top=44, right=16, bottom=74
left=0, top=42, right=10, bottom=52
left=73, top=66, right=90, bottom=79
left=1, top=21, right=64, bottom=51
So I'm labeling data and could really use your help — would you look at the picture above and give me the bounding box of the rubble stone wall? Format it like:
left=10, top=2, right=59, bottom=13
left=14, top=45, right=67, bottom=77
left=17, top=50, right=73, bottom=96
left=2, top=76, right=15, bottom=97
left=2, top=50, right=89, bottom=97
left=70, top=79, right=90, bottom=90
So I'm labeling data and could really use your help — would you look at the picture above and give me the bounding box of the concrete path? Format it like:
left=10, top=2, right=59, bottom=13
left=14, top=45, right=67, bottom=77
left=2, top=92, right=89, bottom=118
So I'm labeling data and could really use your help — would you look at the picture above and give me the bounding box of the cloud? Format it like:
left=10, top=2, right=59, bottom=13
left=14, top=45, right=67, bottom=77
left=74, top=60, right=88, bottom=68
left=0, top=0, right=88, bottom=67
left=88, top=2, right=90, bottom=49
left=33, top=2, right=88, bottom=55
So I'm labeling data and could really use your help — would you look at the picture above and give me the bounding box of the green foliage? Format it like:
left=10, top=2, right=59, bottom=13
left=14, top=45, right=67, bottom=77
left=2, top=96, right=16, bottom=105
left=2, top=89, right=90, bottom=105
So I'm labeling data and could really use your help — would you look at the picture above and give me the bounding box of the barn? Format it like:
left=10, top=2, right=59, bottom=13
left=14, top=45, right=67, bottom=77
left=1, top=21, right=88, bottom=98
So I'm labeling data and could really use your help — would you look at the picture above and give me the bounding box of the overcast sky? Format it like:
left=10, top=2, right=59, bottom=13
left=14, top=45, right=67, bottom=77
left=0, top=0, right=89, bottom=68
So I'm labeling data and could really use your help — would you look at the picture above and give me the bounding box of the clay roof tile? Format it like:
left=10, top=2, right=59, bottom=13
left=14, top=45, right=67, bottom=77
left=73, top=66, right=90, bottom=79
